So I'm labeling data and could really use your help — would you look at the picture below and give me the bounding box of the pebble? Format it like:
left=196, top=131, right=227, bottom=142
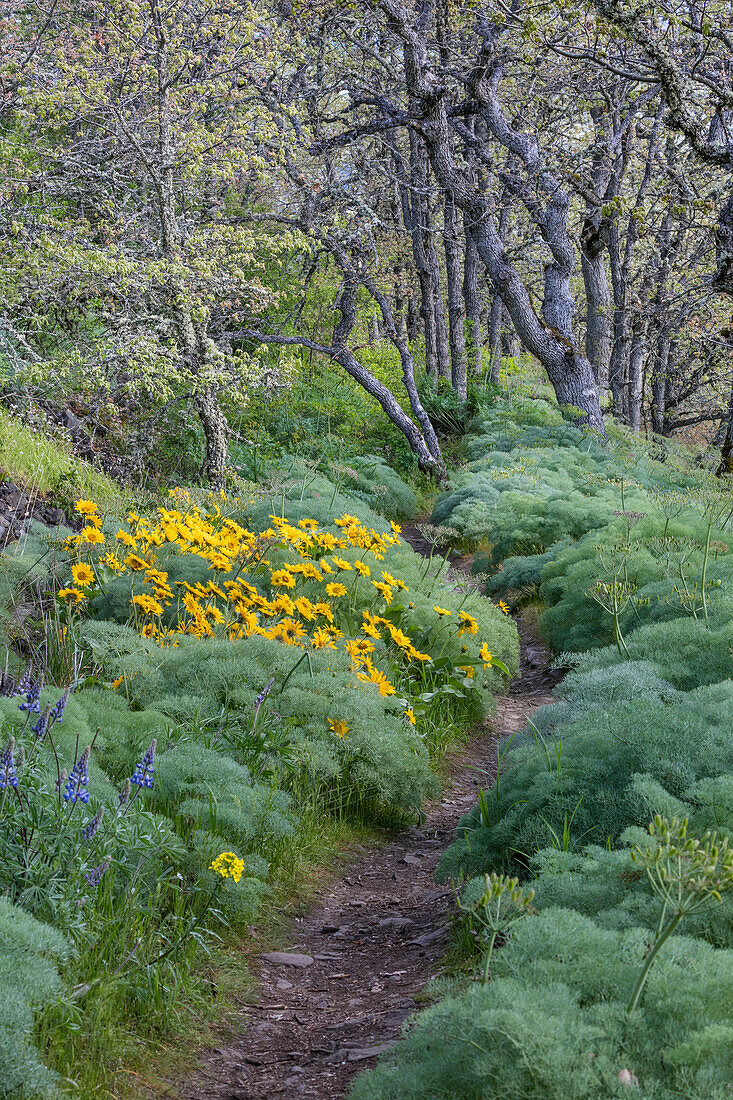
left=261, top=951, right=314, bottom=968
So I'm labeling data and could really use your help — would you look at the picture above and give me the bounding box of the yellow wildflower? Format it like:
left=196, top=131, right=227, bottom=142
left=433, top=605, right=451, bottom=616
left=325, top=582, right=347, bottom=598
left=293, top=597, right=315, bottom=621
left=133, top=593, right=164, bottom=616
left=271, top=568, right=297, bottom=589
left=71, top=562, right=95, bottom=588
left=328, top=718, right=350, bottom=739
left=124, top=554, right=150, bottom=572
left=404, top=707, right=416, bottom=726
left=332, top=557, right=353, bottom=571
left=57, top=587, right=86, bottom=604
left=210, top=851, right=245, bottom=884
left=311, top=628, right=336, bottom=650
left=353, top=560, right=370, bottom=577
left=79, top=525, right=105, bottom=545
left=372, top=581, right=393, bottom=604
left=480, top=643, right=493, bottom=668
left=74, top=499, right=99, bottom=517
left=458, top=611, right=479, bottom=637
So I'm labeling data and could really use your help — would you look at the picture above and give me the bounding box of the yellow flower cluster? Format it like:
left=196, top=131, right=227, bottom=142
left=210, top=851, right=245, bottom=884
left=58, top=493, right=507, bottom=722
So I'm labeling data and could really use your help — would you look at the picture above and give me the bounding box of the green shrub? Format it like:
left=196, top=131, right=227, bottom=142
left=438, top=679, right=733, bottom=880
left=352, top=908, right=733, bottom=1099
left=0, top=899, right=71, bottom=1099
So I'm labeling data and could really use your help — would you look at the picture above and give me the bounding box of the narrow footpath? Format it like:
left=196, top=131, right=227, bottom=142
left=175, top=542, right=558, bottom=1099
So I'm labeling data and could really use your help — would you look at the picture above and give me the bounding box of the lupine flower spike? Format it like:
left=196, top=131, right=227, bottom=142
left=32, top=705, right=51, bottom=741
left=64, top=747, right=91, bottom=804
left=0, top=737, right=18, bottom=790
left=131, top=739, right=156, bottom=788
left=82, top=805, right=105, bottom=840
left=118, top=778, right=131, bottom=805
left=13, top=664, right=33, bottom=698
left=49, top=690, right=70, bottom=725
left=19, top=677, right=43, bottom=714
left=254, top=678, right=275, bottom=715
left=85, top=856, right=111, bottom=887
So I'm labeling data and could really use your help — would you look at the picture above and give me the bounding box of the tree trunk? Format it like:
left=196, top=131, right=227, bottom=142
left=407, top=134, right=438, bottom=376
left=628, top=318, right=646, bottom=432
left=487, top=291, right=503, bottom=382
left=501, top=302, right=519, bottom=358
left=194, top=388, right=228, bottom=489
left=463, top=223, right=482, bottom=377
left=717, top=372, right=733, bottom=474
left=650, top=322, right=670, bottom=434
left=581, top=237, right=612, bottom=399
left=444, top=191, right=468, bottom=400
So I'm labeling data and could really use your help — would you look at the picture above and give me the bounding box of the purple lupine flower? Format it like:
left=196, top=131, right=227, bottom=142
left=49, top=689, right=70, bottom=725
left=55, top=768, right=68, bottom=791
left=19, top=677, right=43, bottom=714
left=13, top=664, right=33, bottom=698
left=0, top=737, right=18, bottom=790
left=131, top=739, right=156, bottom=789
left=254, top=678, right=275, bottom=712
left=64, top=746, right=90, bottom=804
left=32, top=705, right=51, bottom=741
left=85, top=856, right=111, bottom=887
left=82, top=805, right=105, bottom=840
left=118, top=778, right=131, bottom=806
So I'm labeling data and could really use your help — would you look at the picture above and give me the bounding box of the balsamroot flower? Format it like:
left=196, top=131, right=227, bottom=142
left=0, top=737, right=18, bottom=790
left=458, top=611, right=479, bottom=637
left=131, top=739, right=156, bottom=788
left=64, top=747, right=91, bottom=804
left=328, top=718, right=350, bottom=739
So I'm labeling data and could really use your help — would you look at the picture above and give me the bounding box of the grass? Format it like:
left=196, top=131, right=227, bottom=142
left=0, top=406, right=123, bottom=508
left=46, top=810, right=380, bottom=1100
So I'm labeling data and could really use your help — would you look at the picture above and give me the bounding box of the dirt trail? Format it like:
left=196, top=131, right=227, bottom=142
left=175, top=538, right=558, bottom=1100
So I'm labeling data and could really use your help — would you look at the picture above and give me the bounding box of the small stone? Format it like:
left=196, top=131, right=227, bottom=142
left=346, top=1042, right=397, bottom=1062
left=276, top=978, right=293, bottom=990
left=402, top=854, right=421, bottom=865
left=378, top=916, right=414, bottom=928
left=261, top=951, right=314, bottom=968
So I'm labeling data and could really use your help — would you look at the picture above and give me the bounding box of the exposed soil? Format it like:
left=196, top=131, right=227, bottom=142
left=173, top=535, right=559, bottom=1100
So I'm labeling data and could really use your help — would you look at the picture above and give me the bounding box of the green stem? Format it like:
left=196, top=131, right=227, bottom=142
left=627, top=911, right=683, bottom=1013
left=700, top=522, right=712, bottom=623
left=481, top=930, right=498, bottom=985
